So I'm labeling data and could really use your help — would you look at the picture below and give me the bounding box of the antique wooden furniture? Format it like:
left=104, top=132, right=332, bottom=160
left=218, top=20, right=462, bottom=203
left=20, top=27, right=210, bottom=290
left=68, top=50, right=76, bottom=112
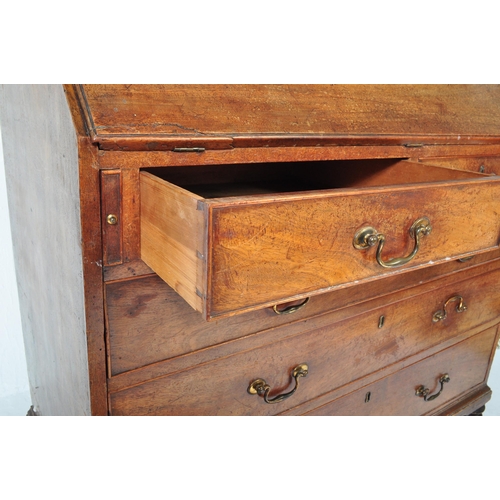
left=2, top=84, right=500, bottom=415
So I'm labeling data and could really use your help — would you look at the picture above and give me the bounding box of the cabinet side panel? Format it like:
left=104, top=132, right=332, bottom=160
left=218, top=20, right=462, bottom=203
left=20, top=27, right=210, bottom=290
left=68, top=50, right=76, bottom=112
left=0, top=84, right=91, bottom=415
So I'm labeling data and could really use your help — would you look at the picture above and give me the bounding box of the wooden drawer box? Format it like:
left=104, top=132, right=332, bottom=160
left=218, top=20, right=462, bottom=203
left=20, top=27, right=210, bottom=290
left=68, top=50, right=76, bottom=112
left=108, top=264, right=500, bottom=415
left=304, top=326, right=499, bottom=416
left=141, top=159, right=500, bottom=320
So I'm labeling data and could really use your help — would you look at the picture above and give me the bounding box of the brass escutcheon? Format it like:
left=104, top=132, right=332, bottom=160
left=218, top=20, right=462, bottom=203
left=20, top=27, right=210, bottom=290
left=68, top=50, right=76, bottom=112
left=353, top=217, right=432, bottom=268
left=248, top=363, right=309, bottom=404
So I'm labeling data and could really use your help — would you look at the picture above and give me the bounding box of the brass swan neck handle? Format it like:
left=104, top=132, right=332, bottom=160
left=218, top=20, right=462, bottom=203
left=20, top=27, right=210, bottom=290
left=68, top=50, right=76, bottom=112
left=273, top=297, right=310, bottom=315
left=432, top=295, right=467, bottom=323
left=248, top=364, right=309, bottom=404
left=353, top=217, right=432, bottom=268
left=415, top=374, right=450, bottom=402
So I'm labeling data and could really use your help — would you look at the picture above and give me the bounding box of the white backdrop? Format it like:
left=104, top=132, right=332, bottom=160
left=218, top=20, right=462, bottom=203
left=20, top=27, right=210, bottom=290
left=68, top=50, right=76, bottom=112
left=0, top=120, right=31, bottom=416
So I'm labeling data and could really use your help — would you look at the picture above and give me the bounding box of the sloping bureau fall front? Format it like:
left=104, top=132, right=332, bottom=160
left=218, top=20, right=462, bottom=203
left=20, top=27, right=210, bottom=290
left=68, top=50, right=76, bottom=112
left=1, top=84, right=500, bottom=415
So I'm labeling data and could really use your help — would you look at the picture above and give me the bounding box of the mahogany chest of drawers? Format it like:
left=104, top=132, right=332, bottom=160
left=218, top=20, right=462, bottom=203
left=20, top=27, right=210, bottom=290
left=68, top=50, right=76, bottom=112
left=2, top=84, right=500, bottom=415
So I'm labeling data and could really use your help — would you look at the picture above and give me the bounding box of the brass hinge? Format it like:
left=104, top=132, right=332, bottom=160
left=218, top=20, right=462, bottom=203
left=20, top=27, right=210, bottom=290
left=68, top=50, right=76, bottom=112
left=172, top=147, right=206, bottom=153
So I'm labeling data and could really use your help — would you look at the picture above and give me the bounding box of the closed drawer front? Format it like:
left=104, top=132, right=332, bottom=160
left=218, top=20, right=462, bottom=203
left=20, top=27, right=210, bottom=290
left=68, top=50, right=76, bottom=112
left=108, top=267, right=500, bottom=415
left=140, top=159, right=500, bottom=319
left=106, top=263, right=500, bottom=376
left=304, top=326, right=498, bottom=416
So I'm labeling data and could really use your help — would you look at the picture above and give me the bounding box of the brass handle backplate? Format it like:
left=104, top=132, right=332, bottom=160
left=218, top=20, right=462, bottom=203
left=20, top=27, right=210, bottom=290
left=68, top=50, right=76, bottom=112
left=273, top=297, right=310, bottom=315
left=248, top=363, right=309, bottom=404
left=432, top=295, right=467, bottom=323
left=415, top=373, right=450, bottom=402
left=353, top=217, right=432, bottom=268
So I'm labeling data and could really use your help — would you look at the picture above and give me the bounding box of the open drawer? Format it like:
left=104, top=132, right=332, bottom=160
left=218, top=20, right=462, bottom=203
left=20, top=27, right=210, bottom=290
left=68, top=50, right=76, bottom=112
left=140, top=159, right=500, bottom=320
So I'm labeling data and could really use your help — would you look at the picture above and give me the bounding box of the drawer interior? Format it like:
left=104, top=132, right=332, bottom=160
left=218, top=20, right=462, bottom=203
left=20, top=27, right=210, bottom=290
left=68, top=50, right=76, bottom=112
left=145, top=159, right=487, bottom=199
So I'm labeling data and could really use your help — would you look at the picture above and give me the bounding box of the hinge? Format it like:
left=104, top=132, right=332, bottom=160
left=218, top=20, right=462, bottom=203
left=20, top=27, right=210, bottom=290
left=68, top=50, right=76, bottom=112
left=403, top=143, right=424, bottom=148
left=172, top=147, right=206, bottom=153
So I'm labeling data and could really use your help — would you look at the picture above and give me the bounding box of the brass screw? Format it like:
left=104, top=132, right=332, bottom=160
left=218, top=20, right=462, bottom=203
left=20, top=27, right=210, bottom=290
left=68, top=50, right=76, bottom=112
left=107, top=214, right=118, bottom=225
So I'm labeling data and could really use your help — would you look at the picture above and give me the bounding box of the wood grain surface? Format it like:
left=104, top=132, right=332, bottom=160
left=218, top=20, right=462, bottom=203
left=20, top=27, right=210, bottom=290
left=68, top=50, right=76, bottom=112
left=140, top=160, right=500, bottom=319
left=419, top=155, right=500, bottom=175
left=207, top=176, right=500, bottom=317
left=305, top=326, right=498, bottom=416
left=78, top=85, right=500, bottom=151
left=140, top=171, right=206, bottom=312
left=107, top=296, right=496, bottom=415
left=101, top=170, right=123, bottom=265
left=0, top=85, right=102, bottom=415
left=106, top=262, right=500, bottom=379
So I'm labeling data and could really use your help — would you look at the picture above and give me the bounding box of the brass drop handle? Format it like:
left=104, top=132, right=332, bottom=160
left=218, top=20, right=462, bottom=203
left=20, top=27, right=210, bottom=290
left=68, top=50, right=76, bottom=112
left=432, top=295, right=467, bottom=322
left=273, top=297, right=310, bottom=315
left=353, top=217, right=432, bottom=268
left=247, top=363, right=309, bottom=404
left=415, top=373, right=450, bottom=401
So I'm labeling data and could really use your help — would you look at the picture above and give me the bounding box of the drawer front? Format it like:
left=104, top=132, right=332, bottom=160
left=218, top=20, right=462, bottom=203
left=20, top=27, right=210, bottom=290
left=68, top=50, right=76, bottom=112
left=107, top=264, right=500, bottom=376
left=208, top=178, right=500, bottom=317
left=305, top=326, right=498, bottom=416
left=109, top=268, right=500, bottom=415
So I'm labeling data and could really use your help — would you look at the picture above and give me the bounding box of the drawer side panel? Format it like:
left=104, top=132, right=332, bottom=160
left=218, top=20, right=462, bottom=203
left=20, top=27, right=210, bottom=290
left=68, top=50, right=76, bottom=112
left=140, top=172, right=206, bottom=313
